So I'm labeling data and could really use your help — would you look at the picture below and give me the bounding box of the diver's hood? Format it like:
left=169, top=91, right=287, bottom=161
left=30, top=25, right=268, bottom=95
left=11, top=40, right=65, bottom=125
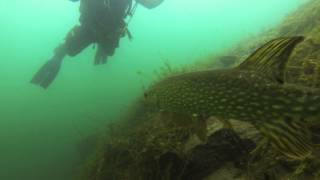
left=136, top=0, right=164, bottom=9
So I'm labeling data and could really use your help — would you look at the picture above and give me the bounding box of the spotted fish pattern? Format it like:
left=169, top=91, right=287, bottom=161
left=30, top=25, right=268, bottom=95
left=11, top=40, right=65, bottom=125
left=145, top=36, right=320, bottom=160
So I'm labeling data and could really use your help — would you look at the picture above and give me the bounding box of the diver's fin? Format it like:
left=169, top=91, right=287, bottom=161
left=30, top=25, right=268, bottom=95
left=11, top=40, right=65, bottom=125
left=94, top=54, right=107, bottom=65
left=30, top=59, right=62, bottom=89
left=237, top=36, right=304, bottom=83
left=259, top=117, right=313, bottom=160
left=94, top=44, right=108, bottom=65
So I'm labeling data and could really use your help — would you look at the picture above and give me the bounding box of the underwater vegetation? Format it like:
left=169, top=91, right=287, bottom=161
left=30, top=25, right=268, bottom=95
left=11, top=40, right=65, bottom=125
left=78, top=0, right=320, bottom=179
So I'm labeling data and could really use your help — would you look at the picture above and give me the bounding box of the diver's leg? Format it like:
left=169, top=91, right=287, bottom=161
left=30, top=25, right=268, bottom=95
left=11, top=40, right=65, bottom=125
left=31, top=25, right=94, bottom=89
left=65, top=25, right=94, bottom=57
left=94, top=33, right=121, bottom=65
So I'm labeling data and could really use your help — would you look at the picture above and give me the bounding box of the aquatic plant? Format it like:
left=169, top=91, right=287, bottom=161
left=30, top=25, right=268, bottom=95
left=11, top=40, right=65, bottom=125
left=152, top=58, right=194, bottom=81
left=79, top=111, right=192, bottom=179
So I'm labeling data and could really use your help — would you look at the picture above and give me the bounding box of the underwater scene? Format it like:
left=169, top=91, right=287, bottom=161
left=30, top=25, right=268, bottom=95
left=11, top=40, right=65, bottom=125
left=2, top=0, right=320, bottom=179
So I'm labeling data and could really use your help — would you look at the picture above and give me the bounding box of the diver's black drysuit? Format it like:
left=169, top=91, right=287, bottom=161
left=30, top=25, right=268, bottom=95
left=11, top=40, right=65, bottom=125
left=31, top=0, right=133, bottom=88
left=31, top=0, right=164, bottom=89
left=66, top=0, right=133, bottom=64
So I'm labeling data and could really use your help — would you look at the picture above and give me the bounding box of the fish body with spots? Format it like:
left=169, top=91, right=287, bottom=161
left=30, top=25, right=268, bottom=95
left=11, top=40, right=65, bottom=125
left=148, top=69, right=319, bottom=124
left=145, top=37, right=320, bottom=160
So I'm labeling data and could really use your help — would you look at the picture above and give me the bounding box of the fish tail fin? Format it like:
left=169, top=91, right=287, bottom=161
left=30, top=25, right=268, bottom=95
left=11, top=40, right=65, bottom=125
left=258, top=117, right=313, bottom=160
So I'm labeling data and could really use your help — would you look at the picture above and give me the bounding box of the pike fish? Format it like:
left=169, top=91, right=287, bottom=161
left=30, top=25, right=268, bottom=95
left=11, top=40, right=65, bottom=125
left=144, top=36, right=320, bottom=160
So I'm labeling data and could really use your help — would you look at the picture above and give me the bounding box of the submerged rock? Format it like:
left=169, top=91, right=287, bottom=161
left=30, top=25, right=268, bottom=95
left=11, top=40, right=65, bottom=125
left=181, top=129, right=255, bottom=180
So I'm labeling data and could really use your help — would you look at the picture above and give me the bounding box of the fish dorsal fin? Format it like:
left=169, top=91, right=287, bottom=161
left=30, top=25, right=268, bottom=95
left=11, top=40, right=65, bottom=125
left=238, top=36, right=304, bottom=83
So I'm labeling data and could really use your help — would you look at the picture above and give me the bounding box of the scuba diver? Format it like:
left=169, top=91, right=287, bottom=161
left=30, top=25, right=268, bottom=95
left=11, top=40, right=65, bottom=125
left=31, top=0, right=164, bottom=89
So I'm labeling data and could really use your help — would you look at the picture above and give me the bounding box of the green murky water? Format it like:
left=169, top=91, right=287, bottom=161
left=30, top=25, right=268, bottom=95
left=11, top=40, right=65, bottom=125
left=0, top=0, right=308, bottom=179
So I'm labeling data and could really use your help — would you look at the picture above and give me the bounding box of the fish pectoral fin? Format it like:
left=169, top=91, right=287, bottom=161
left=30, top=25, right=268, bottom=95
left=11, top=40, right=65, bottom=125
left=250, top=137, right=270, bottom=156
left=218, top=117, right=233, bottom=129
left=259, top=118, right=314, bottom=160
left=192, top=114, right=208, bottom=142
